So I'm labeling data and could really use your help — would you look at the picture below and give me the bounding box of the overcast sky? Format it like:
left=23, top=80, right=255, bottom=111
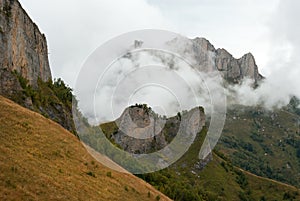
left=18, top=0, right=290, bottom=86
left=17, top=0, right=300, bottom=121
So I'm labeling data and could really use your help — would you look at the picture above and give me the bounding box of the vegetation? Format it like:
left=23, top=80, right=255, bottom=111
left=101, top=116, right=300, bottom=200
left=2, top=2, right=12, bottom=17
left=217, top=105, right=300, bottom=187
left=7, top=71, right=300, bottom=199
left=130, top=103, right=152, bottom=114
left=12, top=71, right=76, bottom=134
left=0, top=96, right=170, bottom=201
left=137, top=147, right=300, bottom=201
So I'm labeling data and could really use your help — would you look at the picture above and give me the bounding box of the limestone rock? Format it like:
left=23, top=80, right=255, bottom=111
left=192, top=37, right=263, bottom=84
left=168, top=37, right=263, bottom=84
left=0, top=0, right=75, bottom=134
left=110, top=105, right=206, bottom=154
left=0, top=0, right=51, bottom=89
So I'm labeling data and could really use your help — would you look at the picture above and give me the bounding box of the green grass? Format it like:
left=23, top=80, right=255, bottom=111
left=101, top=112, right=300, bottom=201
left=217, top=105, right=300, bottom=187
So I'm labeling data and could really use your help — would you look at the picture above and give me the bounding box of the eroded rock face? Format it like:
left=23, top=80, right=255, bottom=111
left=0, top=68, right=22, bottom=98
left=0, top=0, right=51, bottom=88
left=110, top=105, right=206, bottom=154
left=194, top=37, right=263, bottom=84
left=168, top=37, right=263, bottom=84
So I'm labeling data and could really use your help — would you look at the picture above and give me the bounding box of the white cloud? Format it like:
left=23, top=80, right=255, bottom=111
left=263, top=0, right=300, bottom=100
left=19, top=0, right=173, bottom=86
left=18, top=0, right=300, bottom=118
left=19, top=0, right=281, bottom=87
left=147, top=0, right=280, bottom=74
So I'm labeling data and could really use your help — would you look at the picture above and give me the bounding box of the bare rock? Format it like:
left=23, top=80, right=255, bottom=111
left=169, top=37, right=263, bottom=84
left=0, top=0, right=51, bottom=89
left=110, top=105, right=206, bottom=154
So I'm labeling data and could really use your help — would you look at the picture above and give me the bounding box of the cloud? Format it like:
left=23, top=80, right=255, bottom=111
left=18, top=0, right=299, bottom=122
left=147, top=0, right=279, bottom=72
left=75, top=34, right=227, bottom=124
left=219, top=0, right=300, bottom=110
left=19, top=0, right=173, bottom=86
left=257, top=0, right=300, bottom=105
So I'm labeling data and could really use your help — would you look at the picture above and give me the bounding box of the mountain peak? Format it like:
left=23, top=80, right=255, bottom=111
left=192, top=37, right=216, bottom=52
left=166, top=36, right=263, bottom=84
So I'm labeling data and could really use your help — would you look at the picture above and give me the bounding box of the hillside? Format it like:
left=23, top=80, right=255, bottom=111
left=0, top=96, right=171, bottom=201
left=0, top=0, right=76, bottom=134
left=100, top=106, right=300, bottom=201
left=217, top=105, right=300, bottom=187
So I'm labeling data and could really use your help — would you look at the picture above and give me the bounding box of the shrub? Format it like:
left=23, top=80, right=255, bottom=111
left=86, top=171, right=95, bottom=177
left=106, top=171, right=112, bottom=178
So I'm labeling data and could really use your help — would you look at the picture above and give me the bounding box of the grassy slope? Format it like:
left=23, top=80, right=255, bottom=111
left=149, top=128, right=300, bottom=201
left=0, top=96, right=171, bottom=201
left=217, top=105, right=300, bottom=187
left=197, top=153, right=300, bottom=200
left=101, top=121, right=300, bottom=200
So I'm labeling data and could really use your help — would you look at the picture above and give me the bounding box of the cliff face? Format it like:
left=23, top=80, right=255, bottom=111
left=169, top=37, right=263, bottom=85
left=0, top=0, right=76, bottom=134
left=101, top=105, right=206, bottom=155
left=0, top=0, right=51, bottom=88
left=194, top=38, right=263, bottom=84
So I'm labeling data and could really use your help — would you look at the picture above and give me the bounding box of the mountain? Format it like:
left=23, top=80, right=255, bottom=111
left=166, top=37, right=263, bottom=85
left=216, top=105, right=300, bottom=187
left=1, top=1, right=299, bottom=200
left=100, top=105, right=300, bottom=200
left=0, top=95, right=171, bottom=201
left=0, top=0, right=75, bottom=133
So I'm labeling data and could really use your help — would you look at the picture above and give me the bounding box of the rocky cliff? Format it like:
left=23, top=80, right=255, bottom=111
left=101, top=104, right=206, bottom=155
left=196, top=37, right=263, bottom=84
left=0, top=0, right=76, bottom=134
left=169, top=37, right=263, bottom=85
left=0, top=0, right=51, bottom=90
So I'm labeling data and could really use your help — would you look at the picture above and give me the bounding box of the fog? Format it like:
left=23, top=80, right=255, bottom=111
left=18, top=0, right=300, bottom=123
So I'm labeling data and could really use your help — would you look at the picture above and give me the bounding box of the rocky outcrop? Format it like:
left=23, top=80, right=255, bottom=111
left=169, top=37, right=263, bottom=85
left=103, top=104, right=206, bottom=154
left=0, top=0, right=51, bottom=89
left=0, top=68, right=22, bottom=98
left=194, top=37, right=263, bottom=84
left=0, top=1, right=76, bottom=134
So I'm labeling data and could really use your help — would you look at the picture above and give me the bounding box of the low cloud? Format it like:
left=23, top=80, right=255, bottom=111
left=77, top=29, right=300, bottom=124
left=230, top=0, right=300, bottom=109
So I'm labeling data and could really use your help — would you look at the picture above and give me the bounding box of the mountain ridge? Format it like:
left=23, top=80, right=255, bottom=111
left=187, top=37, right=263, bottom=84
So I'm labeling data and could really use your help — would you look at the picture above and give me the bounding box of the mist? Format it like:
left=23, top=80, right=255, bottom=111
left=72, top=0, right=300, bottom=125
left=76, top=31, right=300, bottom=125
left=228, top=0, right=300, bottom=109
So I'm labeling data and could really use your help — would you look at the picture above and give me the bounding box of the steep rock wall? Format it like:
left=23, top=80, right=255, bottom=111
left=0, top=0, right=51, bottom=89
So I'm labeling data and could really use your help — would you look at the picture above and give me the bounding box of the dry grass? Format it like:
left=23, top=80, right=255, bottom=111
left=0, top=96, right=171, bottom=201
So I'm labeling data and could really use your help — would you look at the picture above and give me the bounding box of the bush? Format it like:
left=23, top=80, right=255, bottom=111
left=10, top=71, right=77, bottom=134
left=86, top=171, right=95, bottom=177
left=106, top=171, right=112, bottom=178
